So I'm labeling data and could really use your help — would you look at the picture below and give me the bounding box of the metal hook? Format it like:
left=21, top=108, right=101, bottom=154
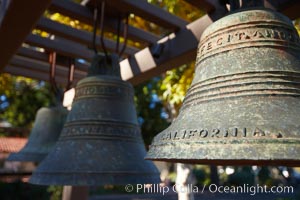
left=115, top=14, right=121, bottom=54
left=92, top=4, right=99, bottom=54
left=99, top=0, right=129, bottom=58
left=49, top=52, right=63, bottom=102
left=118, top=13, right=129, bottom=57
left=49, top=52, right=59, bottom=94
left=66, top=58, right=75, bottom=91
left=115, top=14, right=129, bottom=57
left=100, top=0, right=108, bottom=58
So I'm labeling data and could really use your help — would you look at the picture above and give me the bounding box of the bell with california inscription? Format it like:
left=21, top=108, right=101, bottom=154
left=7, top=105, right=68, bottom=162
left=29, top=53, right=160, bottom=185
left=147, top=4, right=300, bottom=166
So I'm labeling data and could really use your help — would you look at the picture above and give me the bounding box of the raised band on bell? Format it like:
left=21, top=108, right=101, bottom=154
left=146, top=4, right=300, bottom=166
left=29, top=54, right=160, bottom=185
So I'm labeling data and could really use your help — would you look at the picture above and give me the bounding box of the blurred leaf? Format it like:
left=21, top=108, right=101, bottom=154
left=0, top=74, right=55, bottom=131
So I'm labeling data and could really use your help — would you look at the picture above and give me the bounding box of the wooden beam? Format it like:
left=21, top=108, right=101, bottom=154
left=48, top=0, right=160, bottom=44
left=187, top=0, right=300, bottom=19
left=121, top=0, right=300, bottom=85
left=36, top=18, right=139, bottom=56
left=106, top=0, right=188, bottom=30
left=62, top=186, right=88, bottom=200
left=17, top=47, right=48, bottom=63
left=10, top=55, right=86, bottom=80
left=121, top=14, right=214, bottom=85
left=3, top=65, right=82, bottom=85
left=10, top=12, right=214, bottom=86
left=25, top=34, right=94, bottom=61
left=16, top=47, right=89, bottom=72
left=0, top=0, right=52, bottom=71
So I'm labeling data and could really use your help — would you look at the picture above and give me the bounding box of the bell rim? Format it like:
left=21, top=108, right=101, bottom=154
left=146, top=141, right=300, bottom=166
left=29, top=172, right=161, bottom=186
left=145, top=157, right=300, bottom=167
left=6, top=152, right=47, bottom=162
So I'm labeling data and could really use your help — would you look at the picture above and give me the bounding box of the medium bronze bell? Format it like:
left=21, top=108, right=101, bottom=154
left=147, top=8, right=300, bottom=166
left=7, top=105, right=68, bottom=162
left=29, top=54, right=160, bottom=185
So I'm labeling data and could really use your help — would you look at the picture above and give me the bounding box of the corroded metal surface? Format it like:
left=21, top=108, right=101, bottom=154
left=146, top=9, right=300, bottom=166
left=29, top=54, right=160, bottom=186
left=7, top=106, right=68, bottom=162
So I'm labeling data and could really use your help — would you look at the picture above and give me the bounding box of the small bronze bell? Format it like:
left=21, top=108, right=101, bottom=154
left=147, top=7, right=300, bottom=166
left=29, top=54, right=160, bottom=185
left=7, top=105, right=68, bottom=162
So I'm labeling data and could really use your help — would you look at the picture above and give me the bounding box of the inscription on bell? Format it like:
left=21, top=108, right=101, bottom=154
left=61, top=124, right=140, bottom=138
left=161, top=127, right=277, bottom=141
left=75, top=85, right=132, bottom=99
left=197, top=26, right=300, bottom=63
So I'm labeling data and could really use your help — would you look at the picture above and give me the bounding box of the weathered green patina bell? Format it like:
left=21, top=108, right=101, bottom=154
left=29, top=53, right=160, bottom=185
left=7, top=105, right=68, bottom=162
left=147, top=7, right=300, bottom=166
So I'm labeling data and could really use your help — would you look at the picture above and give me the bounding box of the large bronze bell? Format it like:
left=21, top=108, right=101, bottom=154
left=29, top=54, right=160, bottom=185
left=7, top=105, right=68, bottom=162
left=147, top=7, right=300, bottom=166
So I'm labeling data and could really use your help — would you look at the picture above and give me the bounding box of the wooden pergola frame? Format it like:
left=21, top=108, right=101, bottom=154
left=0, top=0, right=300, bottom=86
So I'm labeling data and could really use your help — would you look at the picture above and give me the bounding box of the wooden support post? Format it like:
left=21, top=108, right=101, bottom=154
left=62, top=186, right=89, bottom=200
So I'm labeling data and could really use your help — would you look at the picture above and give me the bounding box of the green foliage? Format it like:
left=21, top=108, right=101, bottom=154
left=145, top=0, right=202, bottom=118
left=258, top=167, right=273, bottom=186
left=149, top=0, right=205, bottom=22
left=193, top=165, right=210, bottom=186
left=0, top=73, right=14, bottom=97
left=167, top=171, right=177, bottom=183
left=128, top=0, right=205, bottom=38
left=47, top=186, right=63, bottom=200
left=226, top=166, right=255, bottom=186
left=158, top=63, right=194, bottom=116
left=294, top=18, right=300, bottom=35
left=134, top=78, right=169, bottom=146
left=0, top=74, right=55, bottom=130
